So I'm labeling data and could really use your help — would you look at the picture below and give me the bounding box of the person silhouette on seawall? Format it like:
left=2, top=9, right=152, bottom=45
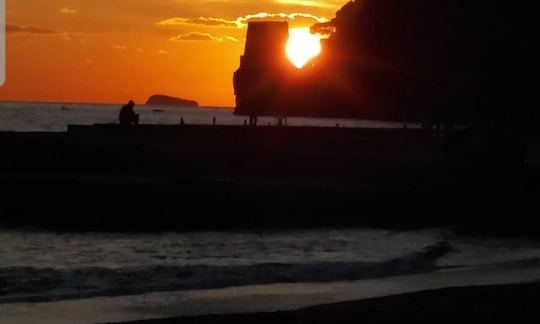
left=119, top=100, right=139, bottom=125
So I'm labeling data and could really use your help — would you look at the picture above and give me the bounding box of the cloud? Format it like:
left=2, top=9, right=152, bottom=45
left=162, top=17, right=237, bottom=28
left=223, top=36, right=240, bottom=42
left=6, top=24, right=59, bottom=34
left=59, top=8, right=78, bottom=14
left=274, top=0, right=340, bottom=9
left=170, top=32, right=239, bottom=42
left=60, top=33, right=72, bottom=41
left=157, top=12, right=329, bottom=29
left=113, top=45, right=127, bottom=50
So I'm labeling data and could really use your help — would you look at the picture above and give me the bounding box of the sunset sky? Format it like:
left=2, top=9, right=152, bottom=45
left=0, top=0, right=348, bottom=107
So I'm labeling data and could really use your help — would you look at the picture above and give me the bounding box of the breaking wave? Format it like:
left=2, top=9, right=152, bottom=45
left=0, top=242, right=452, bottom=304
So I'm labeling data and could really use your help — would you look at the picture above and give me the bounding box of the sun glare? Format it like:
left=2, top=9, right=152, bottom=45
left=286, top=28, right=322, bottom=69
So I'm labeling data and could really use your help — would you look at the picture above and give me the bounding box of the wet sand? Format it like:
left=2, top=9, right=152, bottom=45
left=118, top=282, right=540, bottom=324
left=2, top=261, right=540, bottom=324
left=113, top=261, right=540, bottom=323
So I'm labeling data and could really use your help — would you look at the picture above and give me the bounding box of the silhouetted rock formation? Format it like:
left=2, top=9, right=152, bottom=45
left=234, top=1, right=538, bottom=132
left=146, top=94, right=199, bottom=108
left=234, top=22, right=295, bottom=118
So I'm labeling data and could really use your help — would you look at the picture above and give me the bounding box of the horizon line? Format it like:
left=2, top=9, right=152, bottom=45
left=0, top=100, right=234, bottom=109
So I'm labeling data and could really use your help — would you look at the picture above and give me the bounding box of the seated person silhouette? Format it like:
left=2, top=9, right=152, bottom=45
left=119, top=100, right=139, bottom=125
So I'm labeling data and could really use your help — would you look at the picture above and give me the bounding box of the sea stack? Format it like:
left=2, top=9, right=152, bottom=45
left=233, top=21, right=292, bottom=117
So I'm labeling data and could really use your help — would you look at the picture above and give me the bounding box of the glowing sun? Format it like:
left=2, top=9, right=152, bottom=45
left=286, top=28, right=322, bottom=69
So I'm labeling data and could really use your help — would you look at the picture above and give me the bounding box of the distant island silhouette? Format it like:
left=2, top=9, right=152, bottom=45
left=146, top=94, right=199, bottom=108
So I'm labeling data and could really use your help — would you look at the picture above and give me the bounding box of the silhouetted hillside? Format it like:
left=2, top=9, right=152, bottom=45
left=235, top=1, right=538, bottom=131
left=313, top=0, right=538, bottom=126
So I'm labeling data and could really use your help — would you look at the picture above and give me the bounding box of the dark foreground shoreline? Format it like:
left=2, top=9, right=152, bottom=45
left=116, top=282, right=540, bottom=324
left=1, top=125, right=539, bottom=234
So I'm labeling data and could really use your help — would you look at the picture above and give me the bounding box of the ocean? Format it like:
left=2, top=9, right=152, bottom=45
left=0, top=101, right=408, bottom=132
left=1, top=227, right=540, bottom=305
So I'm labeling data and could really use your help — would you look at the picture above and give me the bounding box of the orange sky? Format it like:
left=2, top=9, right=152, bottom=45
left=0, top=0, right=347, bottom=107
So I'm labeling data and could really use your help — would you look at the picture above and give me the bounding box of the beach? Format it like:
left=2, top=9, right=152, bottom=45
left=119, top=282, right=540, bottom=324
left=1, top=261, right=539, bottom=324
left=2, top=1, right=539, bottom=322
left=1, top=103, right=540, bottom=324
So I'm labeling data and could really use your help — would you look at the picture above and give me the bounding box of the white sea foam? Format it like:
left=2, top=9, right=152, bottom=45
left=1, top=227, right=540, bottom=304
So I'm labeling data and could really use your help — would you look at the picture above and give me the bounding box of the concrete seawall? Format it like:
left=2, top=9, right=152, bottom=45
left=0, top=125, right=537, bottom=234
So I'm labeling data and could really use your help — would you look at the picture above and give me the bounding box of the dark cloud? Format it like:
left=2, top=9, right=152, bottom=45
left=6, top=24, right=60, bottom=34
